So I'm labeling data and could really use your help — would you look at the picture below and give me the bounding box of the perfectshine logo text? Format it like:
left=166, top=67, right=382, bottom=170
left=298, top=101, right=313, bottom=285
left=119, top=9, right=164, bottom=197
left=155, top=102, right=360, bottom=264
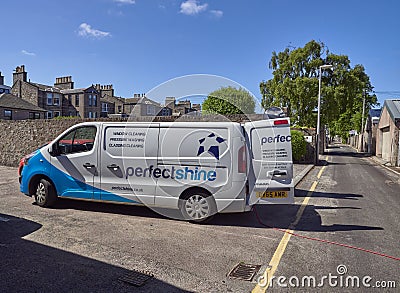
left=125, top=165, right=217, bottom=181
left=261, top=134, right=291, bottom=145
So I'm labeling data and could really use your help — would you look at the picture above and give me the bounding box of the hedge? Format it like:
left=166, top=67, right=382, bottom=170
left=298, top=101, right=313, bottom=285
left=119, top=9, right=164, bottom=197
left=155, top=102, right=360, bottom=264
left=291, top=130, right=307, bottom=161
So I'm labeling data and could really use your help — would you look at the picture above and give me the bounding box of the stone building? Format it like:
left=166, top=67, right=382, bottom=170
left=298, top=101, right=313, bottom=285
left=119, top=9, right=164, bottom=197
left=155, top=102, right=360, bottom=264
left=376, top=100, right=400, bottom=166
left=363, top=108, right=381, bottom=155
left=164, top=97, right=201, bottom=116
left=8, top=65, right=200, bottom=119
left=124, top=94, right=165, bottom=117
left=12, top=65, right=64, bottom=118
left=0, top=93, right=46, bottom=120
left=61, top=86, right=101, bottom=118
left=94, top=84, right=125, bottom=117
left=11, top=65, right=103, bottom=118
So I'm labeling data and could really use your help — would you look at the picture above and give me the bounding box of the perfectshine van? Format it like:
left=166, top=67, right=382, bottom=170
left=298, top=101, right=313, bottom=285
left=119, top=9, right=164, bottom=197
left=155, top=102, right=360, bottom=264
left=19, top=119, right=294, bottom=222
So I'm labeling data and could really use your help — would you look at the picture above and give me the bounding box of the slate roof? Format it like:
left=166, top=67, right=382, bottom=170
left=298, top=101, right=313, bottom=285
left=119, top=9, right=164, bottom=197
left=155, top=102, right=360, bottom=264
left=30, top=82, right=61, bottom=92
left=0, top=93, right=46, bottom=112
left=124, top=97, right=161, bottom=106
left=383, top=99, right=400, bottom=121
left=61, top=86, right=98, bottom=95
left=61, top=88, right=85, bottom=94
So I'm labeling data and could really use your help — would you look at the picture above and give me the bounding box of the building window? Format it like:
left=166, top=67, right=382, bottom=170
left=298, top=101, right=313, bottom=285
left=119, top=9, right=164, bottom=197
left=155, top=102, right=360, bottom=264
left=54, top=111, right=60, bottom=118
left=147, top=105, right=156, bottom=115
left=47, top=93, right=53, bottom=105
left=102, top=103, right=108, bottom=112
left=93, top=95, right=97, bottom=107
left=77, top=111, right=80, bottom=117
left=29, top=112, right=40, bottom=119
left=4, top=110, right=12, bottom=120
left=75, top=95, right=79, bottom=106
left=53, top=94, right=60, bottom=106
left=117, top=105, right=122, bottom=113
left=68, top=95, right=72, bottom=105
left=88, top=111, right=97, bottom=119
left=88, top=94, right=92, bottom=106
left=46, top=111, right=53, bottom=119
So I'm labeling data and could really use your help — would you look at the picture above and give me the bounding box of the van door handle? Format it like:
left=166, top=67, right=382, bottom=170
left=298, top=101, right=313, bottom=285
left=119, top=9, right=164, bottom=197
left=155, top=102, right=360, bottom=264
left=268, top=170, right=287, bottom=177
left=107, top=164, right=120, bottom=170
left=83, top=163, right=95, bottom=169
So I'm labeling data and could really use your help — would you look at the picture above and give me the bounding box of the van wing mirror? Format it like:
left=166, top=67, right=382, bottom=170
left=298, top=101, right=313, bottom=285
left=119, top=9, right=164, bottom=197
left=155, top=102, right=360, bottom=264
left=48, top=143, right=60, bottom=157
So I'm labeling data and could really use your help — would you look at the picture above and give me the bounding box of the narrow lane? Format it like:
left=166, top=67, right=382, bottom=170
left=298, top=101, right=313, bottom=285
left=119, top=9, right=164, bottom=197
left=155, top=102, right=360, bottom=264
left=265, top=144, right=399, bottom=291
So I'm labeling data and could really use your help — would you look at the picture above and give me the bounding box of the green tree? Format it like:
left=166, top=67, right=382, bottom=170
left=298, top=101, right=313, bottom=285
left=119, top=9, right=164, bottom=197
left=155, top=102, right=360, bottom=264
left=260, top=40, right=378, bottom=138
left=203, top=86, right=255, bottom=114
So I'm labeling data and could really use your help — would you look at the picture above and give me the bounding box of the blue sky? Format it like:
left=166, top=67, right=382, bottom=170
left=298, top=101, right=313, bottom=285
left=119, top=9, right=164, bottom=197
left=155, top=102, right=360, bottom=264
left=1, top=0, right=399, bottom=108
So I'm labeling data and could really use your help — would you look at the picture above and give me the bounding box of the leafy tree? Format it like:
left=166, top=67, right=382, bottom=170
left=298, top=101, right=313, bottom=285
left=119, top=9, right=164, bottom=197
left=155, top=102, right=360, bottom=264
left=203, top=86, right=255, bottom=115
left=260, top=40, right=378, bottom=139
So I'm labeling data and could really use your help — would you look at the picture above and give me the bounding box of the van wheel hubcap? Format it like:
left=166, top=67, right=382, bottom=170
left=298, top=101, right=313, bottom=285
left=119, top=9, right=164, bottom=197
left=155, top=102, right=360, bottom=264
left=36, top=182, right=46, bottom=204
left=185, top=194, right=209, bottom=219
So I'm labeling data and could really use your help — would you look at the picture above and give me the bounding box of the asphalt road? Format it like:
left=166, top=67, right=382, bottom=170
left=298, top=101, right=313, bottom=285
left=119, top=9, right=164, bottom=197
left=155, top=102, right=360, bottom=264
left=0, top=145, right=398, bottom=292
left=268, top=144, right=399, bottom=292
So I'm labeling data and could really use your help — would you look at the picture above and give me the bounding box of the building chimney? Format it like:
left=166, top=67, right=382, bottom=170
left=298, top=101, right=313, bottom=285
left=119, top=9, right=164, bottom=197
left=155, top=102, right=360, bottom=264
left=165, top=97, right=176, bottom=108
left=13, top=65, right=28, bottom=84
left=0, top=72, right=4, bottom=85
left=54, top=75, right=74, bottom=90
left=98, top=84, right=114, bottom=97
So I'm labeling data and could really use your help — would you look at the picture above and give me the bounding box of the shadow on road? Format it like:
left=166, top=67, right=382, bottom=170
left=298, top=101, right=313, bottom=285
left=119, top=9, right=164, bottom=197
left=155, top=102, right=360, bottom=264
left=295, top=189, right=363, bottom=200
left=207, top=204, right=383, bottom=233
left=0, top=213, right=189, bottom=292
left=40, top=187, right=382, bottom=234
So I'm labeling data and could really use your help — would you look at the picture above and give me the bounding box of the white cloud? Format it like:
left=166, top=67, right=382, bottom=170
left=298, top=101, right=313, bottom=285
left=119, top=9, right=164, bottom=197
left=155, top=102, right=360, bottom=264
left=210, top=9, right=223, bottom=18
left=78, top=23, right=111, bottom=39
left=21, top=50, right=36, bottom=56
left=114, top=0, right=135, bottom=4
left=180, top=0, right=208, bottom=15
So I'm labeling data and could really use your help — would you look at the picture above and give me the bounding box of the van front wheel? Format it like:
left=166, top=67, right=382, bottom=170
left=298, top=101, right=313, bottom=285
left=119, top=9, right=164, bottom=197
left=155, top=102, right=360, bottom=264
left=180, top=191, right=216, bottom=223
left=35, top=179, right=57, bottom=207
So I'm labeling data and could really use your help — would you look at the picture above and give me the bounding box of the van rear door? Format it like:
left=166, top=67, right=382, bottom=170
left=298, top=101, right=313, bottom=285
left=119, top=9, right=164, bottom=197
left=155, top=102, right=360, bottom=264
left=244, top=118, right=294, bottom=205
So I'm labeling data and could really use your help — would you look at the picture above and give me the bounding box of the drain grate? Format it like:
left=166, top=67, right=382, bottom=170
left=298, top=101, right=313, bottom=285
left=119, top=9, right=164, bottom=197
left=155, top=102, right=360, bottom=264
left=227, top=263, right=261, bottom=281
left=118, top=269, right=154, bottom=287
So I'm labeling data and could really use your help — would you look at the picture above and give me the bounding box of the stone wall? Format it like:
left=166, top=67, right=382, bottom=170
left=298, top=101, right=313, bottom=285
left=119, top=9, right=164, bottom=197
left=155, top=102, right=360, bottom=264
left=0, top=119, right=81, bottom=167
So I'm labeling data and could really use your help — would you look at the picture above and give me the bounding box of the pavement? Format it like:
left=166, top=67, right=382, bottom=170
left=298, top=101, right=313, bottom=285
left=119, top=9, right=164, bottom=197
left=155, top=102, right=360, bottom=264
left=369, top=155, right=400, bottom=176
left=293, top=163, right=314, bottom=186
left=341, top=143, right=400, bottom=176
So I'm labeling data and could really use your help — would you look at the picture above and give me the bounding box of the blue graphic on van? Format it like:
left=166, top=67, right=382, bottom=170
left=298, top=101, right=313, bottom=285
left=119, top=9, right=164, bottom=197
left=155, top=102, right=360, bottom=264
left=197, top=133, right=225, bottom=160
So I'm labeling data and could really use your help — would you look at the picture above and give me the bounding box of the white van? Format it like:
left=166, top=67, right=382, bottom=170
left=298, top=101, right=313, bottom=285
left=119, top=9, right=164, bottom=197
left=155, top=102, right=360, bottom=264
left=20, top=118, right=294, bottom=221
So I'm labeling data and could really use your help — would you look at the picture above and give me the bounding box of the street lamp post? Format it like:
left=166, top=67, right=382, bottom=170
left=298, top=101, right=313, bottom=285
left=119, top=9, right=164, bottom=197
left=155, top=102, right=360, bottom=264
left=316, top=64, right=333, bottom=165
left=360, top=90, right=366, bottom=152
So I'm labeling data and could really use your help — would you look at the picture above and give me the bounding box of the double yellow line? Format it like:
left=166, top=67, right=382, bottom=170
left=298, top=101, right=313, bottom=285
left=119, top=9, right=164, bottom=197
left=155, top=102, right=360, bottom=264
left=252, top=157, right=329, bottom=292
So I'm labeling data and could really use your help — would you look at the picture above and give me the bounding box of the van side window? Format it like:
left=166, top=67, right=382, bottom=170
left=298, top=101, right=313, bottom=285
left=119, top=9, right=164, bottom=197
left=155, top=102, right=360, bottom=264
left=58, top=126, right=97, bottom=155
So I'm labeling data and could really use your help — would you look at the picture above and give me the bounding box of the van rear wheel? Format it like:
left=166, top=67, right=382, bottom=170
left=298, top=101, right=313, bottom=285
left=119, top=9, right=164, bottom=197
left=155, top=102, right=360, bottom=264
left=35, top=179, right=57, bottom=207
left=180, top=191, right=216, bottom=223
